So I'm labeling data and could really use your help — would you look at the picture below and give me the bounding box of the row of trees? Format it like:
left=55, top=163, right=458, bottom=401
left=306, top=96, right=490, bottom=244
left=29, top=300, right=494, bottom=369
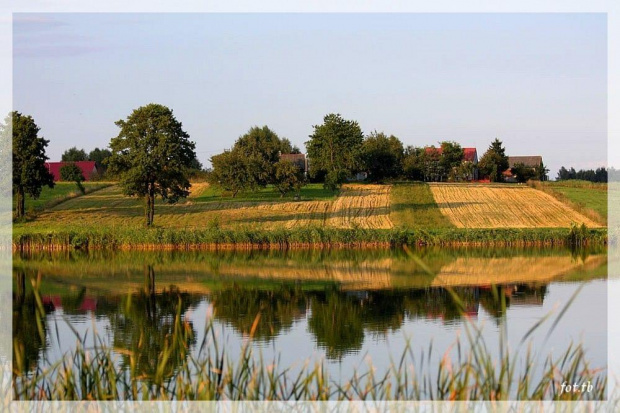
left=209, top=113, right=532, bottom=192
left=556, top=166, right=609, bottom=183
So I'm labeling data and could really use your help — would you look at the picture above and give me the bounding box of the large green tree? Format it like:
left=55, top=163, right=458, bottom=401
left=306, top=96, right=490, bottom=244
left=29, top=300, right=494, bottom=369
left=402, top=146, right=426, bottom=181
left=273, top=159, right=306, bottom=197
left=61, top=146, right=88, bottom=162
left=478, top=138, right=509, bottom=182
left=305, top=114, right=364, bottom=190
left=439, top=141, right=464, bottom=180
left=10, top=112, right=55, bottom=219
left=208, top=149, right=254, bottom=197
left=361, top=131, right=404, bottom=182
left=107, top=104, right=196, bottom=226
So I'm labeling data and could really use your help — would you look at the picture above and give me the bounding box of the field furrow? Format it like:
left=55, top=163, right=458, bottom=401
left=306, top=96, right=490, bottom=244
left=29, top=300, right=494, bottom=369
left=429, top=183, right=602, bottom=228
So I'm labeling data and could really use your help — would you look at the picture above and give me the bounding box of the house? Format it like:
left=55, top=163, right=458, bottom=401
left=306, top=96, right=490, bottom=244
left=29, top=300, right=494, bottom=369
left=279, top=153, right=308, bottom=175
left=504, top=156, right=544, bottom=183
left=424, top=147, right=479, bottom=181
left=45, top=161, right=99, bottom=181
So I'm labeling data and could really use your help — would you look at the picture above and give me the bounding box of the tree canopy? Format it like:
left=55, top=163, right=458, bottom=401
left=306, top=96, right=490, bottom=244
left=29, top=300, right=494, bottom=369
left=478, top=138, right=509, bottom=182
left=305, top=114, right=364, bottom=190
left=9, top=111, right=55, bottom=219
left=60, top=162, right=86, bottom=193
left=61, top=146, right=88, bottom=162
left=107, top=104, right=196, bottom=226
left=360, top=131, right=404, bottom=182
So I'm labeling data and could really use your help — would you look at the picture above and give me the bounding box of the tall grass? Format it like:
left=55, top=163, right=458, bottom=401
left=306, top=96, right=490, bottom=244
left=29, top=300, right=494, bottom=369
left=12, top=225, right=608, bottom=252
left=12, top=277, right=606, bottom=401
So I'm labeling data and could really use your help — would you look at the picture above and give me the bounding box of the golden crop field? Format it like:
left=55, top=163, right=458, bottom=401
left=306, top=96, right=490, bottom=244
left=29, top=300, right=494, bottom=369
left=23, top=183, right=393, bottom=231
left=429, top=183, right=603, bottom=228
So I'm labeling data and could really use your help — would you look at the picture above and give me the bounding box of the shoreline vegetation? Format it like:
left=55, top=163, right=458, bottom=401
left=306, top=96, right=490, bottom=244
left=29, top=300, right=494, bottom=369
left=12, top=225, right=608, bottom=252
left=12, top=280, right=607, bottom=401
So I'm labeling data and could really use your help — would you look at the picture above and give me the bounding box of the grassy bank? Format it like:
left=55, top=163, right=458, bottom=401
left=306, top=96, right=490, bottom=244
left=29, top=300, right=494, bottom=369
left=12, top=225, right=607, bottom=251
left=528, top=180, right=607, bottom=226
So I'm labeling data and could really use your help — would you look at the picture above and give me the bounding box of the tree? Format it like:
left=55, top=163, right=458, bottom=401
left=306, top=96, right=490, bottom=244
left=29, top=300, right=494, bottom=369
left=107, top=104, right=196, bottom=226
left=534, top=161, right=549, bottom=181
left=439, top=141, right=464, bottom=181
left=510, top=162, right=537, bottom=183
left=60, top=162, right=85, bottom=194
left=88, top=147, right=112, bottom=167
left=273, top=159, right=306, bottom=197
left=280, top=137, right=301, bottom=154
left=402, top=146, right=426, bottom=181
left=234, top=126, right=283, bottom=187
left=61, top=146, right=88, bottom=162
left=10, top=112, right=55, bottom=219
left=478, top=138, right=509, bottom=182
left=208, top=149, right=255, bottom=197
left=305, top=113, right=364, bottom=191
left=423, top=146, right=443, bottom=182
left=360, top=131, right=404, bottom=182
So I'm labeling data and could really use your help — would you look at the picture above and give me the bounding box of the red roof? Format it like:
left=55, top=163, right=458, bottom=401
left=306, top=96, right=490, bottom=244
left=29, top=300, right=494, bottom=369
left=424, top=147, right=478, bottom=162
left=45, top=161, right=98, bottom=181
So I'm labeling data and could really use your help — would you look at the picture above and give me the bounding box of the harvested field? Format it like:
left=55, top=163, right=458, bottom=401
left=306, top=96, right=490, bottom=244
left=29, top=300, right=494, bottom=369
left=429, top=183, right=603, bottom=228
left=260, top=184, right=393, bottom=229
left=20, top=183, right=393, bottom=231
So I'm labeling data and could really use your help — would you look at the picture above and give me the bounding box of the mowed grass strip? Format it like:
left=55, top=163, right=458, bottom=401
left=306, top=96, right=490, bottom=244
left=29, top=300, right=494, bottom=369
left=537, top=181, right=607, bottom=224
left=390, top=182, right=454, bottom=229
left=429, top=183, right=603, bottom=229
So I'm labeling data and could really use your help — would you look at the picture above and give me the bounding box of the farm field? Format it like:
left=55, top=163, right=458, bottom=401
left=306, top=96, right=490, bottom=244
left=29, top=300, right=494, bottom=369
left=543, top=180, right=607, bottom=221
left=14, top=183, right=393, bottom=232
left=428, top=183, right=603, bottom=228
left=390, top=182, right=454, bottom=229
left=12, top=181, right=111, bottom=215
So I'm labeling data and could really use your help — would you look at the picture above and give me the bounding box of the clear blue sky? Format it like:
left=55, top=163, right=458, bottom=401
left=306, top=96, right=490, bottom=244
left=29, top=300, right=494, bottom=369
left=13, top=13, right=606, bottom=178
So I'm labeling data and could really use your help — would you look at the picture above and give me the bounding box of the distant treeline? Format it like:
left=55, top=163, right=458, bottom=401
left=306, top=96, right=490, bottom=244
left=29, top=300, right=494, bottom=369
left=556, top=166, right=620, bottom=183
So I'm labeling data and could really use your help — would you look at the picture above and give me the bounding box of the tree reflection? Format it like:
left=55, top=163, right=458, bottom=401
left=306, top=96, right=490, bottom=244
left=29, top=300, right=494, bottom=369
left=105, top=265, right=200, bottom=383
left=210, top=284, right=307, bottom=342
left=12, top=270, right=53, bottom=376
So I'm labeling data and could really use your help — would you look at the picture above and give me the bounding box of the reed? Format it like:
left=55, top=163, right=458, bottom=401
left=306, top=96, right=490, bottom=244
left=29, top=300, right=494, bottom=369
left=12, top=226, right=608, bottom=252
left=12, top=279, right=607, bottom=401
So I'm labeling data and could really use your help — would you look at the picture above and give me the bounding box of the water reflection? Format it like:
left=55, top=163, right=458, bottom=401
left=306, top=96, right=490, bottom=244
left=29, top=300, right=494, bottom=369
left=12, top=246, right=606, bottom=376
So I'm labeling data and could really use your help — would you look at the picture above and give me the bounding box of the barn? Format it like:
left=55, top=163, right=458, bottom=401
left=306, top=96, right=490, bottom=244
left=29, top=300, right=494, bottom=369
left=45, top=161, right=99, bottom=181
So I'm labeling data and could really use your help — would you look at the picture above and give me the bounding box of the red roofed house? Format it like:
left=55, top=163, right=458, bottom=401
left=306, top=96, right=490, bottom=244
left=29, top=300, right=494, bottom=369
left=45, top=161, right=99, bottom=182
left=424, top=146, right=479, bottom=181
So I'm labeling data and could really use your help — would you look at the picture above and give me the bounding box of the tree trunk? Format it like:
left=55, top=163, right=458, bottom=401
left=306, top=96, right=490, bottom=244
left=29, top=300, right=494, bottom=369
left=145, top=183, right=155, bottom=226
left=16, top=186, right=25, bottom=219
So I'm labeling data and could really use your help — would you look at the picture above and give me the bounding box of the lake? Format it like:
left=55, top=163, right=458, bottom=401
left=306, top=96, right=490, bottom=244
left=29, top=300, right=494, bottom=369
left=12, top=246, right=608, bottom=399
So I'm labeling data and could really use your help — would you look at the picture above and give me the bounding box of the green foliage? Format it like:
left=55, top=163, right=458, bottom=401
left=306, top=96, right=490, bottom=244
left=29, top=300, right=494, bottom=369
left=209, top=126, right=291, bottom=197
left=439, top=141, right=464, bottom=180
left=422, top=146, right=444, bottom=182
left=107, top=103, right=197, bottom=226
left=534, top=161, right=549, bottom=181
left=402, top=146, right=426, bottom=181
left=60, top=162, right=86, bottom=194
left=208, top=150, right=255, bottom=197
left=280, top=137, right=301, bottom=154
left=361, top=131, right=404, bottom=182
left=510, top=162, right=537, bottom=183
left=61, top=146, right=88, bottom=162
left=273, top=159, right=307, bottom=197
left=478, top=138, right=509, bottom=182
left=10, top=111, right=55, bottom=219
left=305, top=113, right=364, bottom=190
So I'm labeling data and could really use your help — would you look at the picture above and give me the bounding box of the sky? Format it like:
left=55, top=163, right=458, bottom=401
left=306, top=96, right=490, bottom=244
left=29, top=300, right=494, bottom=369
left=13, top=13, right=607, bottom=178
